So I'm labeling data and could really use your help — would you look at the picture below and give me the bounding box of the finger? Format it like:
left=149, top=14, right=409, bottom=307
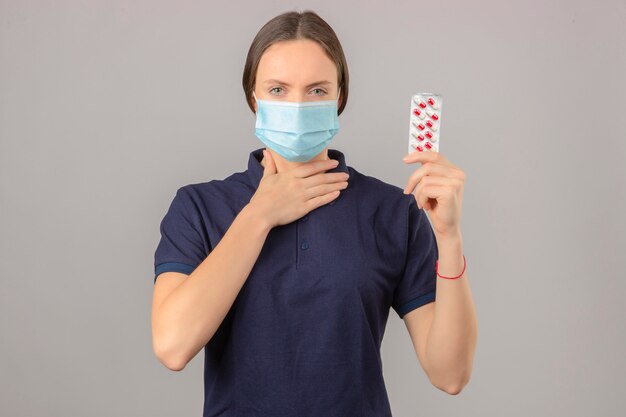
left=305, top=181, right=348, bottom=200
left=306, top=189, right=341, bottom=211
left=413, top=176, right=461, bottom=200
left=303, top=172, right=349, bottom=188
left=416, top=184, right=452, bottom=211
left=293, top=158, right=339, bottom=178
left=403, top=162, right=465, bottom=194
left=402, top=150, right=460, bottom=171
left=413, top=178, right=458, bottom=209
left=262, top=149, right=277, bottom=177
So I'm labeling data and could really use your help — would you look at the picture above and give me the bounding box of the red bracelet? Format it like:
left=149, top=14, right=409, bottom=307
left=436, top=254, right=466, bottom=280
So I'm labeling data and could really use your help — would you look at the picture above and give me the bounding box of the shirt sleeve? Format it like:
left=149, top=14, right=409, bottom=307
left=153, top=186, right=208, bottom=284
left=391, top=194, right=439, bottom=318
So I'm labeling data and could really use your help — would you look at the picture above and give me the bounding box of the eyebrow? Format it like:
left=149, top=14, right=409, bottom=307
left=263, top=79, right=332, bottom=88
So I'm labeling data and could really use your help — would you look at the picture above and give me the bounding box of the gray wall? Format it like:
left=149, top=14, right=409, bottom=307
left=1, top=0, right=624, bottom=416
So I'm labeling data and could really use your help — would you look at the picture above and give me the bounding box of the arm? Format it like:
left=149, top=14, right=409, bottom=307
left=403, top=233, right=477, bottom=395
left=151, top=203, right=271, bottom=371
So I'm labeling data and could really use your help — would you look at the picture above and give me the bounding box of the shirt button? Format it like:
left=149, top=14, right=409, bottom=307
left=300, top=241, right=309, bottom=250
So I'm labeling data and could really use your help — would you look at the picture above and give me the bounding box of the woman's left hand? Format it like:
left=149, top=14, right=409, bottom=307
left=402, top=150, right=466, bottom=239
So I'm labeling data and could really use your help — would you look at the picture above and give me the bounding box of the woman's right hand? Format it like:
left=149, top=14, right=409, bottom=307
left=248, top=149, right=349, bottom=228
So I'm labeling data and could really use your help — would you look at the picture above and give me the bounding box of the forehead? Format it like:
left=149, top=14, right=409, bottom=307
left=256, top=39, right=337, bottom=85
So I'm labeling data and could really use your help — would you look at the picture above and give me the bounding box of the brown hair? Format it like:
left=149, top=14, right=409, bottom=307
left=242, top=10, right=349, bottom=116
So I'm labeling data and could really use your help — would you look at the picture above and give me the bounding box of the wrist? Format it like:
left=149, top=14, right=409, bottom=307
left=435, top=229, right=463, bottom=248
left=435, top=233, right=465, bottom=277
left=241, top=201, right=274, bottom=233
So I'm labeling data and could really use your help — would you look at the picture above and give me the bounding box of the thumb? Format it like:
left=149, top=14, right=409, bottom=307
left=262, top=149, right=277, bottom=177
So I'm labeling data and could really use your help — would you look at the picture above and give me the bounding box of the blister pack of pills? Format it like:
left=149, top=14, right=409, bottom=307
left=408, top=93, right=442, bottom=153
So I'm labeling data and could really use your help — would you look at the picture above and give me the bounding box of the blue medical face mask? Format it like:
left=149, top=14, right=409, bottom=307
left=253, top=88, right=341, bottom=162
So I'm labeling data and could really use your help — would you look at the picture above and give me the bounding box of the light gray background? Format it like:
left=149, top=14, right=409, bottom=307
left=1, top=1, right=624, bottom=416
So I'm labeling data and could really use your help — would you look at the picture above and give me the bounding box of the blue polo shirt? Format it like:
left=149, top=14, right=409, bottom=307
left=154, top=147, right=438, bottom=417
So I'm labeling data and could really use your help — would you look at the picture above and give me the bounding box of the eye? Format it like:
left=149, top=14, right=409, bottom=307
left=269, top=87, right=283, bottom=95
left=311, top=88, right=327, bottom=96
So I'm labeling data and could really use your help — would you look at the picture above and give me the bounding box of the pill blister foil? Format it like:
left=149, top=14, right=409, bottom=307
left=408, top=93, right=442, bottom=153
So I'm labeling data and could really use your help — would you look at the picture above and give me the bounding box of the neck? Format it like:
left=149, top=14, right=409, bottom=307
left=260, top=148, right=330, bottom=172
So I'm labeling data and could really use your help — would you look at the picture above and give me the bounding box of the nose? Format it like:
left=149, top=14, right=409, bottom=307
left=286, top=92, right=308, bottom=103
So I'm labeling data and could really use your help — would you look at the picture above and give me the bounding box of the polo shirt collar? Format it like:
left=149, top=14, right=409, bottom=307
left=246, top=147, right=349, bottom=188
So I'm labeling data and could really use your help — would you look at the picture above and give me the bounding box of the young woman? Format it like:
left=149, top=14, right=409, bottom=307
left=151, top=9, right=477, bottom=417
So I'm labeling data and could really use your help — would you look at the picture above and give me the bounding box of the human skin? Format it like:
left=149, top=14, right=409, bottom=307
left=152, top=38, right=477, bottom=396
left=151, top=39, right=348, bottom=371
left=400, top=131, right=477, bottom=395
